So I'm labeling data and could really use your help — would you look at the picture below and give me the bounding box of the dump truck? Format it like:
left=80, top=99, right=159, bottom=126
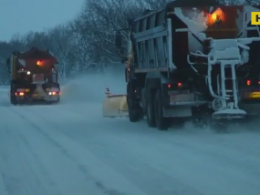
left=103, top=1, right=260, bottom=130
left=6, top=47, right=60, bottom=105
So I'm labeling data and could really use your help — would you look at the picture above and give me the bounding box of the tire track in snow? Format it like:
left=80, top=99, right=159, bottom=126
left=10, top=107, right=145, bottom=195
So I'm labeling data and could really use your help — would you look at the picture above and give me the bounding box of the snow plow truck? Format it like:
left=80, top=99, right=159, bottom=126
left=6, top=47, right=60, bottom=105
left=102, top=0, right=260, bottom=130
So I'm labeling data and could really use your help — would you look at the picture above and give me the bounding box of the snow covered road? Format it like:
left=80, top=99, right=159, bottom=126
left=0, top=84, right=260, bottom=195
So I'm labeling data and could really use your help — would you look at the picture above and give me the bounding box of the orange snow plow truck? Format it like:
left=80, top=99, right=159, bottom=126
left=6, top=47, right=60, bottom=105
left=103, top=0, right=260, bottom=130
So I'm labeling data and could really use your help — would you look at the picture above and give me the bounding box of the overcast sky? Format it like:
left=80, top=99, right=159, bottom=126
left=0, top=0, right=85, bottom=41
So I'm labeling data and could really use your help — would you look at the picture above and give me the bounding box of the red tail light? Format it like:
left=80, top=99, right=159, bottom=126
left=258, top=81, right=260, bottom=85
left=247, top=80, right=251, bottom=86
left=177, top=82, right=182, bottom=87
left=167, top=84, right=171, bottom=88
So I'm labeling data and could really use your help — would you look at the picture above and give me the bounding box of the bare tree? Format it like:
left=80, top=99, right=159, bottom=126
left=47, top=24, right=77, bottom=80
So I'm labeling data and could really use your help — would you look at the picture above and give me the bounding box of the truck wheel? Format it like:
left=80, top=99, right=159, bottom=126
left=154, top=89, right=169, bottom=130
left=127, top=98, right=142, bottom=122
left=10, top=85, right=17, bottom=105
left=10, top=95, right=17, bottom=105
left=146, top=91, right=156, bottom=127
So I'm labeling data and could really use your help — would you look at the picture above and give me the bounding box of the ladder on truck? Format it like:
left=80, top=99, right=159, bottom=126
left=192, top=39, right=247, bottom=119
left=208, top=39, right=247, bottom=119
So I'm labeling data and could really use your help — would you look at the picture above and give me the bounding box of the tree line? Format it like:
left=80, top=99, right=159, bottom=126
left=0, top=0, right=254, bottom=84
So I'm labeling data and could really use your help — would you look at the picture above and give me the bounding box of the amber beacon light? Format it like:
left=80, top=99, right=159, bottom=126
left=36, top=60, right=42, bottom=66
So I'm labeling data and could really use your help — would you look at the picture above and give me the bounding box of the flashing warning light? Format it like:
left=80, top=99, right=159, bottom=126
left=36, top=60, right=42, bottom=66
left=247, top=80, right=251, bottom=86
left=177, top=82, right=182, bottom=87
left=19, top=92, right=24, bottom=96
left=207, top=8, right=225, bottom=26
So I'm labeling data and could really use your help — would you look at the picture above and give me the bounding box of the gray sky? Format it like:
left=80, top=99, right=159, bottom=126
left=0, top=0, right=85, bottom=41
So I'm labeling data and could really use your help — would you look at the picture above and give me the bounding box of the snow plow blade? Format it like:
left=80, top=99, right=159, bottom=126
left=102, top=88, right=128, bottom=118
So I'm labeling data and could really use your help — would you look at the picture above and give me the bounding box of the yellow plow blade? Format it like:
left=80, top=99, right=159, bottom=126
left=102, top=94, right=128, bottom=117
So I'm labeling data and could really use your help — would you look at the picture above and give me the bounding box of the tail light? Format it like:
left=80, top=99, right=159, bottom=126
left=247, top=80, right=251, bottom=86
left=48, top=91, right=56, bottom=95
left=15, top=92, right=25, bottom=96
left=167, top=82, right=183, bottom=89
left=258, top=81, right=260, bottom=85
left=48, top=91, right=60, bottom=95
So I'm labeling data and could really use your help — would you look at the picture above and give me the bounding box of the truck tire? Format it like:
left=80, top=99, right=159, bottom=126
left=127, top=82, right=143, bottom=122
left=154, top=89, right=169, bottom=130
left=127, top=98, right=142, bottom=122
left=10, top=84, right=17, bottom=105
left=146, top=90, right=156, bottom=127
left=10, top=95, right=17, bottom=105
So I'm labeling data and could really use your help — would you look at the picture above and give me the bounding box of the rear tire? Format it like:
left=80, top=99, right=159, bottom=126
left=127, top=82, right=143, bottom=122
left=10, top=96, right=17, bottom=105
left=146, top=90, right=156, bottom=127
left=154, top=89, right=169, bottom=130
left=10, top=84, right=17, bottom=105
left=127, top=98, right=143, bottom=122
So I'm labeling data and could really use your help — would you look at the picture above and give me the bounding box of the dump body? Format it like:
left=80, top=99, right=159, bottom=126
left=131, top=5, right=260, bottom=72
left=7, top=47, right=60, bottom=104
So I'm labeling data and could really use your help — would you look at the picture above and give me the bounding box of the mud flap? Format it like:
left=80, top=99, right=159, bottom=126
left=102, top=94, right=128, bottom=117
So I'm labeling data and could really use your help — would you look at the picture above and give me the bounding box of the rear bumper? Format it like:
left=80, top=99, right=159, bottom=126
left=12, top=83, right=60, bottom=103
left=15, top=94, right=60, bottom=102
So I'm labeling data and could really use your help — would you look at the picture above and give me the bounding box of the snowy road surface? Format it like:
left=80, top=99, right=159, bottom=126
left=0, top=84, right=260, bottom=195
